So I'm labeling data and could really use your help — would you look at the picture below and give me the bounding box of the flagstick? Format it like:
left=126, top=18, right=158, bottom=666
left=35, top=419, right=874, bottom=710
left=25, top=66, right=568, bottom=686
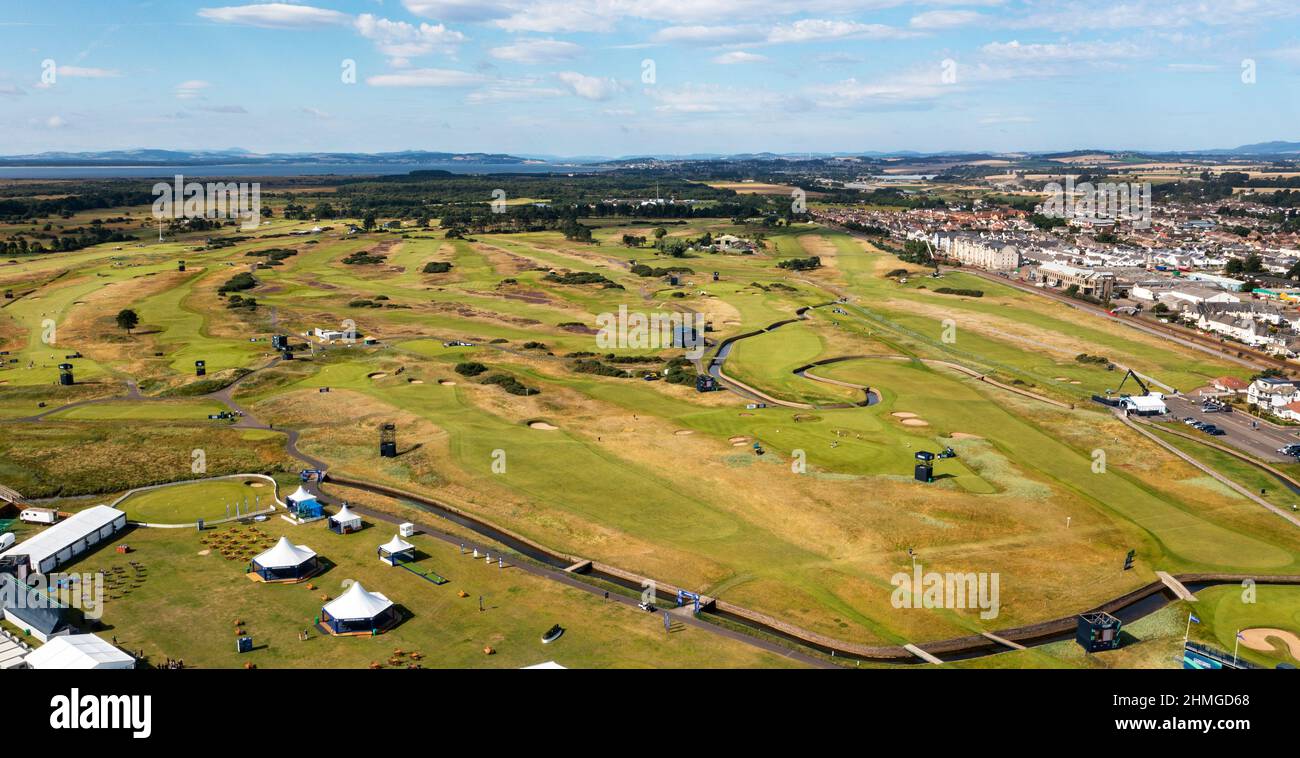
left=1183, top=613, right=1192, bottom=645
left=1232, top=628, right=1240, bottom=667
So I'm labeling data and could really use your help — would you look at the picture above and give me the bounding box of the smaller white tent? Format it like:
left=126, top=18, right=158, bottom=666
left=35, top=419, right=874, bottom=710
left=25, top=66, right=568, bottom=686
left=24, top=634, right=135, bottom=670
left=328, top=504, right=362, bottom=534
left=287, top=485, right=315, bottom=505
left=378, top=535, right=415, bottom=566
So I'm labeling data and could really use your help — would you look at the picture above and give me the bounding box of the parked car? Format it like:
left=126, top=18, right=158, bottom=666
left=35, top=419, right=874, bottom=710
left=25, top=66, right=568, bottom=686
left=1202, top=425, right=1225, bottom=436
left=1183, top=417, right=1198, bottom=425
left=1277, top=444, right=1300, bottom=456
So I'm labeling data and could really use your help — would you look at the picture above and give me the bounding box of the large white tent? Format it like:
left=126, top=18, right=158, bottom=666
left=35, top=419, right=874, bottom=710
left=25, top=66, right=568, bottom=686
left=249, top=536, right=319, bottom=582
left=24, top=633, right=135, bottom=670
left=320, top=581, right=398, bottom=635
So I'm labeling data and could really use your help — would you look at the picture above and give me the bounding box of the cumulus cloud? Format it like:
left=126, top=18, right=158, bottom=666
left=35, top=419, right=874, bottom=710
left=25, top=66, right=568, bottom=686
left=57, top=66, right=122, bottom=78
left=490, top=38, right=583, bottom=64
left=197, top=3, right=350, bottom=28
left=556, top=71, right=621, bottom=101
left=174, top=80, right=211, bottom=99
left=712, top=51, right=767, bottom=65
left=354, top=14, right=465, bottom=58
left=366, top=68, right=487, bottom=87
left=910, top=10, right=981, bottom=30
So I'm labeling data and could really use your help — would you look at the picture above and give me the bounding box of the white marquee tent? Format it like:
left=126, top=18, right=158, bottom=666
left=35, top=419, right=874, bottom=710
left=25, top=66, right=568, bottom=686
left=377, top=535, right=415, bottom=566
left=24, top=633, right=135, bottom=670
left=328, top=504, right=362, bottom=534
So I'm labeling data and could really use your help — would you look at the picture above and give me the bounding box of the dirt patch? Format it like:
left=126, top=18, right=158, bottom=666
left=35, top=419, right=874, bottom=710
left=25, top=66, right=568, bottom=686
left=408, top=379, right=425, bottom=385
left=728, top=435, right=751, bottom=444
left=674, top=430, right=694, bottom=436
left=529, top=421, right=559, bottom=431
left=901, top=418, right=930, bottom=427
left=1239, top=627, right=1300, bottom=660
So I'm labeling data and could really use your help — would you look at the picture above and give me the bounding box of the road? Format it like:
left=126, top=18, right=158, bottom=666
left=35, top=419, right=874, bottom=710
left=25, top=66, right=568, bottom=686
left=1162, top=394, right=1300, bottom=463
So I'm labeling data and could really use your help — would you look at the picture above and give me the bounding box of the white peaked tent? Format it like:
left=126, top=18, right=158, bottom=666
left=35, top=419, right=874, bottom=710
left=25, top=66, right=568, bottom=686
left=320, top=581, right=398, bottom=635
left=250, top=537, right=320, bottom=582
left=24, top=634, right=135, bottom=670
left=378, top=535, right=415, bottom=566
left=328, top=503, right=362, bottom=534
left=287, top=485, right=314, bottom=506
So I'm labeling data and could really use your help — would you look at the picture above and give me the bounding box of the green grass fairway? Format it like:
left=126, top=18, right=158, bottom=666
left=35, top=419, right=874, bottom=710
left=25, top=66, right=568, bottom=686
left=116, top=478, right=279, bottom=523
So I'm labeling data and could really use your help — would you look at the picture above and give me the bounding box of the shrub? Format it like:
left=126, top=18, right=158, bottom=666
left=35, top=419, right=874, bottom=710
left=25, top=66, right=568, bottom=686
left=455, top=362, right=488, bottom=377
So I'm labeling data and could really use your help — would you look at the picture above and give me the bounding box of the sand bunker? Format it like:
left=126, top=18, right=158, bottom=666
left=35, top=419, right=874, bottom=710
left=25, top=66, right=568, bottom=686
left=728, top=436, right=751, bottom=444
left=950, top=432, right=983, bottom=440
left=901, top=418, right=930, bottom=427
left=1054, top=376, right=1069, bottom=381
left=674, top=430, right=694, bottom=436
left=891, top=412, right=918, bottom=419
left=368, top=372, right=388, bottom=379
left=438, top=380, right=456, bottom=386
left=409, top=379, right=424, bottom=384
left=246, top=482, right=264, bottom=488
left=529, top=421, right=559, bottom=431
left=198, top=549, right=211, bottom=556
left=1239, top=628, right=1300, bottom=660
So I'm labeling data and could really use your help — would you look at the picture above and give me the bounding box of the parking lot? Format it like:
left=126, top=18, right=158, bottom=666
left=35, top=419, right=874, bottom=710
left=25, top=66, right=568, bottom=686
left=1162, top=393, right=1300, bottom=463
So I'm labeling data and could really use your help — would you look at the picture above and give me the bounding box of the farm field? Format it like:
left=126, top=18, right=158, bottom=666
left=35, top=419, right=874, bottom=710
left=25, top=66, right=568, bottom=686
left=3, top=187, right=1298, bottom=668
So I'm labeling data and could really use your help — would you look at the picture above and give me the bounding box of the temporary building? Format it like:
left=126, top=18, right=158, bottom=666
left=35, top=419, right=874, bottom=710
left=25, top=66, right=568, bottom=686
left=286, top=485, right=323, bottom=519
left=328, top=504, right=362, bottom=535
left=320, top=581, right=398, bottom=636
left=249, top=536, right=319, bottom=583
left=377, top=535, right=415, bottom=566
left=0, top=574, right=73, bottom=642
left=0, top=505, right=127, bottom=577
left=1119, top=393, right=1167, bottom=415
left=23, top=633, right=135, bottom=670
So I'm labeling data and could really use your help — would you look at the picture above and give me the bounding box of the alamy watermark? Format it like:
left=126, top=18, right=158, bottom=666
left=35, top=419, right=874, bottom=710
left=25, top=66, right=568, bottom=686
left=891, top=562, right=1000, bottom=620
left=1042, top=176, right=1151, bottom=229
left=152, top=174, right=261, bottom=232
left=596, top=305, right=707, bottom=359
left=1, top=571, right=104, bottom=620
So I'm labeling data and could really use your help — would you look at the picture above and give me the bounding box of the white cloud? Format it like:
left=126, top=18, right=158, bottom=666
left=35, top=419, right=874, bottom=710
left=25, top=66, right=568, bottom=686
left=300, top=106, right=330, bottom=119
left=655, top=18, right=913, bottom=46
left=34, top=115, right=67, bottom=129
left=354, top=14, right=465, bottom=58
left=0, top=84, right=27, bottom=96
left=402, top=0, right=512, bottom=23
left=910, top=10, right=981, bottom=30
left=57, top=66, right=122, bottom=78
left=175, top=80, right=211, bottom=99
left=490, top=38, right=583, bottom=64
left=193, top=104, right=249, bottom=114
left=465, top=77, right=565, bottom=103
left=981, top=39, right=1146, bottom=63
left=366, top=68, right=487, bottom=87
left=766, top=19, right=916, bottom=44
left=713, top=51, right=767, bottom=65
left=198, top=3, right=350, bottom=28
left=556, top=71, right=621, bottom=101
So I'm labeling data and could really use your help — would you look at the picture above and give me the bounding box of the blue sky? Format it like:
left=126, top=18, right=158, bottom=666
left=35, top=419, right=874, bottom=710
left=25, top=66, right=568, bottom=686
left=1, top=1, right=1298, bottom=156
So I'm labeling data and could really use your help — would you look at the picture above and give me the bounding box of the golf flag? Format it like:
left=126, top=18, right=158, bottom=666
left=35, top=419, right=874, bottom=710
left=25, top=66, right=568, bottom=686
left=1189, top=614, right=1200, bottom=624
left=1236, top=631, right=1245, bottom=640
